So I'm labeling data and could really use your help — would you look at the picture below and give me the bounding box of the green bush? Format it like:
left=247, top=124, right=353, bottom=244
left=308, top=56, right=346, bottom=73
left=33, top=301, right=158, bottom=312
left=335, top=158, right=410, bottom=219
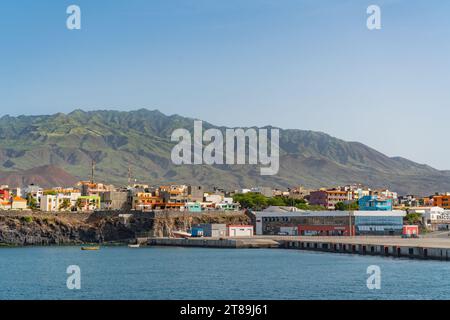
left=21, top=216, right=33, bottom=223
left=233, top=193, right=324, bottom=211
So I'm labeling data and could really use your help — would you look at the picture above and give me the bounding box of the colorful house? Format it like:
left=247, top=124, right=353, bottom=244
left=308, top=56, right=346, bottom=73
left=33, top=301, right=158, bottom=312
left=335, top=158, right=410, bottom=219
left=76, top=196, right=101, bottom=212
left=433, top=195, right=450, bottom=209
left=132, top=192, right=164, bottom=210
left=215, top=202, right=239, bottom=211
left=11, top=197, right=28, bottom=210
left=309, top=189, right=351, bottom=209
left=0, top=200, right=11, bottom=210
left=358, top=195, right=393, bottom=211
left=187, top=202, right=202, bottom=212
left=0, top=189, right=10, bottom=202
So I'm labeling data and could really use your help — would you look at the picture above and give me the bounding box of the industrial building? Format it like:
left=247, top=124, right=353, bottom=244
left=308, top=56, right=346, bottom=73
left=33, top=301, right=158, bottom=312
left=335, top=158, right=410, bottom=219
left=227, top=225, right=254, bottom=237
left=254, top=209, right=406, bottom=236
left=190, top=224, right=253, bottom=237
left=191, top=224, right=227, bottom=237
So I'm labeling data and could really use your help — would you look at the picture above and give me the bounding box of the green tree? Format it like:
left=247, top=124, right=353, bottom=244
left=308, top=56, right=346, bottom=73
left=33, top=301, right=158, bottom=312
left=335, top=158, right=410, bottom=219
left=233, top=193, right=325, bottom=211
left=405, top=213, right=422, bottom=225
left=75, top=198, right=84, bottom=211
left=21, top=216, right=33, bottom=223
left=335, top=202, right=346, bottom=211
left=26, top=194, right=38, bottom=210
left=59, top=198, right=71, bottom=211
left=335, top=201, right=359, bottom=211
left=233, top=193, right=269, bottom=210
left=267, top=196, right=288, bottom=206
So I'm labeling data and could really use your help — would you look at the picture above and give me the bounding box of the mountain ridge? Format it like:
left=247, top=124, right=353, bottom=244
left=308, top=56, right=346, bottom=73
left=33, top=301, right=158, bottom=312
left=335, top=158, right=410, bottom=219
left=0, top=108, right=448, bottom=195
left=0, top=165, right=78, bottom=188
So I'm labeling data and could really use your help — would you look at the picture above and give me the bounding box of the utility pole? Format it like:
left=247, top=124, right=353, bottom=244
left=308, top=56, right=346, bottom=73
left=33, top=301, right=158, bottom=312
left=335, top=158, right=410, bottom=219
left=91, top=160, right=95, bottom=184
left=349, top=211, right=353, bottom=237
left=128, top=166, right=132, bottom=186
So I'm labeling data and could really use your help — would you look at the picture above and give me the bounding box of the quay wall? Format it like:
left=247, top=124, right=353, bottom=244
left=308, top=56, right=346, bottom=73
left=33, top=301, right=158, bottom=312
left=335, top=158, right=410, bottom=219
left=149, top=238, right=239, bottom=248
left=147, top=235, right=450, bottom=261
left=279, top=239, right=450, bottom=261
left=148, top=237, right=280, bottom=248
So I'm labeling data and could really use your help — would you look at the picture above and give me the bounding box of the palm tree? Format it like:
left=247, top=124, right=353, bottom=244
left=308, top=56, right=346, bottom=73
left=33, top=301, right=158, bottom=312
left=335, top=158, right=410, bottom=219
left=59, top=199, right=71, bottom=211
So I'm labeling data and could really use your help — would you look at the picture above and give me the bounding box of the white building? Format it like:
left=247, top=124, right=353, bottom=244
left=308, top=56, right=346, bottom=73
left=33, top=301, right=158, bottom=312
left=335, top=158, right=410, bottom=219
left=422, top=207, right=450, bottom=230
left=40, top=192, right=81, bottom=212
left=40, top=195, right=58, bottom=212
left=25, top=185, right=44, bottom=204
left=227, top=225, right=254, bottom=237
left=10, top=187, right=22, bottom=198
left=205, top=194, right=223, bottom=204
left=222, top=197, right=233, bottom=204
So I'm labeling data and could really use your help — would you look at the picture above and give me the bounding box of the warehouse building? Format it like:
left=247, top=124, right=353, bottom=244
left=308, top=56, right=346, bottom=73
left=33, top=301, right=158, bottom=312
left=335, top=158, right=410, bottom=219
left=192, top=223, right=227, bottom=237
left=254, top=209, right=405, bottom=236
left=227, top=225, right=254, bottom=237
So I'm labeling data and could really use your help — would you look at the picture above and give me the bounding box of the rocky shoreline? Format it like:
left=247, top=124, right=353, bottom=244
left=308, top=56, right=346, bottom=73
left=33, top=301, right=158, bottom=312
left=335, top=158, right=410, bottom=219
left=0, top=210, right=250, bottom=246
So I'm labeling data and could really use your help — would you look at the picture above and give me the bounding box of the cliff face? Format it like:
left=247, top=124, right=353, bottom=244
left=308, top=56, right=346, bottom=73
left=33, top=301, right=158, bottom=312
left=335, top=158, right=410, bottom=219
left=0, top=211, right=250, bottom=246
left=150, top=213, right=251, bottom=238
left=0, top=214, right=115, bottom=245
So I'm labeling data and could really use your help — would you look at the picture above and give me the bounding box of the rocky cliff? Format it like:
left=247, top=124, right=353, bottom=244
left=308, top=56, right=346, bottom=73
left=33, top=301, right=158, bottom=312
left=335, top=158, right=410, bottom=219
left=0, top=211, right=250, bottom=246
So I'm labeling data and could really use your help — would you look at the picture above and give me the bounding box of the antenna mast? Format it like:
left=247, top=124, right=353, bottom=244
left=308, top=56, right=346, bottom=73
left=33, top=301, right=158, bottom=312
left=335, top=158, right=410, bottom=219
left=128, top=166, right=132, bottom=185
left=91, top=160, right=95, bottom=184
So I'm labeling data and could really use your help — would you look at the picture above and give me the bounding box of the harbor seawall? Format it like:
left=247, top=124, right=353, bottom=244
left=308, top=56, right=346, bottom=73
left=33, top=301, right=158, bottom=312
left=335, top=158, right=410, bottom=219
left=149, top=237, right=279, bottom=248
left=278, top=238, right=450, bottom=261
left=147, top=235, right=450, bottom=261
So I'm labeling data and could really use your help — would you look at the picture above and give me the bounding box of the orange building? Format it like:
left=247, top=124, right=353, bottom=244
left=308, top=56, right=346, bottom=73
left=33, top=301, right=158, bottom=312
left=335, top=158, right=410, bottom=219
left=433, top=195, right=450, bottom=209
left=133, top=192, right=165, bottom=210
left=13, top=197, right=28, bottom=209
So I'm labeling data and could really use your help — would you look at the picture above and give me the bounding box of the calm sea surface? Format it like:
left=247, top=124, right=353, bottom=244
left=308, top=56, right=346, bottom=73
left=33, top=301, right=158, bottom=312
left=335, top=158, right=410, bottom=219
left=1, top=246, right=449, bottom=300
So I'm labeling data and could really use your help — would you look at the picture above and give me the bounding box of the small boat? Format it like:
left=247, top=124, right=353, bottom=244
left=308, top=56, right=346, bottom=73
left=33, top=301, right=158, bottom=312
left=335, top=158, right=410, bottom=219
left=128, top=244, right=140, bottom=248
left=172, top=231, right=191, bottom=239
left=81, top=246, right=100, bottom=251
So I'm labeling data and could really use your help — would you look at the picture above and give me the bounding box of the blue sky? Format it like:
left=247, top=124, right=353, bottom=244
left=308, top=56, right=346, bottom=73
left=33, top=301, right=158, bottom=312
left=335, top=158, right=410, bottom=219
left=0, top=0, right=449, bottom=169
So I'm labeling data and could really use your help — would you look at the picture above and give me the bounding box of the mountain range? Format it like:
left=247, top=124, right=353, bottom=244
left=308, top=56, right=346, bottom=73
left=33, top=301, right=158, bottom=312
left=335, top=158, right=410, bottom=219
left=0, top=109, right=448, bottom=195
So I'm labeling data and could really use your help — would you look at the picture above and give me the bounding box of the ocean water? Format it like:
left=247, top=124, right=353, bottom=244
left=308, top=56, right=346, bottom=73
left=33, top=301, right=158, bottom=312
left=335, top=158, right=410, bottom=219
left=0, top=246, right=449, bottom=300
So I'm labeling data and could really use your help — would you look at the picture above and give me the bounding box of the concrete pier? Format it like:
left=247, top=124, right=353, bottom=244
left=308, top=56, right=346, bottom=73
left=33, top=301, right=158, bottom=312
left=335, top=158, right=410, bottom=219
left=148, top=237, right=280, bottom=248
left=147, top=235, right=450, bottom=261
left=276, top=236, right=450, bottom=261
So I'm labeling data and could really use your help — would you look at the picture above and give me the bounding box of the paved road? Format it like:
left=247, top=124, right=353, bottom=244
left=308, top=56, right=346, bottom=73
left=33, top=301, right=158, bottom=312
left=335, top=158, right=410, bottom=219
left=422, top=231, right=450, bottom=238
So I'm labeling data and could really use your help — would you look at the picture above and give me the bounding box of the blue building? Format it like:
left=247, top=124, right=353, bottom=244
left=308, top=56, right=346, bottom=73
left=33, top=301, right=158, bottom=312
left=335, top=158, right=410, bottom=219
left=358, top=196, right=393, bottom=211
left=354, top=212, right=404, bottom=235
left=187, top=202, right=202, bottom=212
left=190, top=227, right=204, bottom=237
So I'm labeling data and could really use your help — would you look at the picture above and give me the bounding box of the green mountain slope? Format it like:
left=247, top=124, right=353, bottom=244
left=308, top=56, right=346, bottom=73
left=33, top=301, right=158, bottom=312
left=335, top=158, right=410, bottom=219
left=0, top=109, right=448, bottom=195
